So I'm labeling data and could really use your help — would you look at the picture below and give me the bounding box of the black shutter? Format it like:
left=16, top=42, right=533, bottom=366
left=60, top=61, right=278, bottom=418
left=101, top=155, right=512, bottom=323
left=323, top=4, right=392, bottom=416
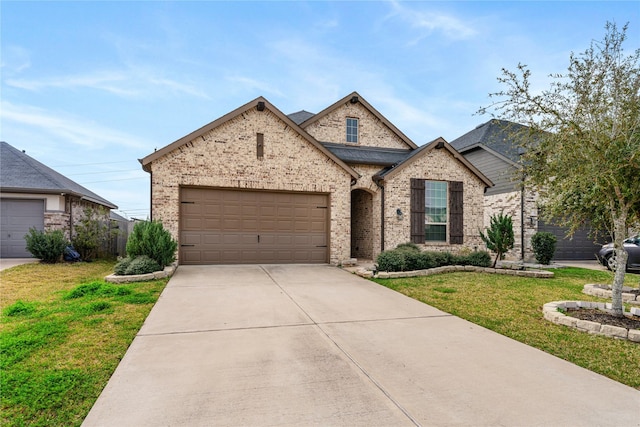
left=410, top=179, right=425, bottom=244
left=449, top=181, right=464, bottom=244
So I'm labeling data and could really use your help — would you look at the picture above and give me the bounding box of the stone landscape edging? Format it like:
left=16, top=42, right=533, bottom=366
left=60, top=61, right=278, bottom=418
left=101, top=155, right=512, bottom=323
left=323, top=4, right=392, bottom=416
left=105, top=263, right=178, bottom=283
left=356, top=265, right=554, bottom=279
left=582, top=284, right=640, bottom=306
left=543, top=300, right=640, bottom=343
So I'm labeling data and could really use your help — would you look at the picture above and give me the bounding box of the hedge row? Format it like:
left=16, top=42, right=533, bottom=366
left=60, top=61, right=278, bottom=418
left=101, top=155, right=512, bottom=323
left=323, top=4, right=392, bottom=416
left=376, top=243, right=492, bottom=272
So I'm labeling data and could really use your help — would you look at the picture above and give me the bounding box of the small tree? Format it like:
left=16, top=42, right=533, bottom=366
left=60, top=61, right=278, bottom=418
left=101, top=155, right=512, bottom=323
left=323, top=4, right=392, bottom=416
left=71, top=207, right=113, bottom=261
left=480, top=212, right=515, bottom=268
left=479, top=22, right=640, bottom=316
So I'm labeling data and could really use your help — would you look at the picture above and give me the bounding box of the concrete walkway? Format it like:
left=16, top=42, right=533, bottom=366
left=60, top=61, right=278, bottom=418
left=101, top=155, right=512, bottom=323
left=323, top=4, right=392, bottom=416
left=83, top=265, right=639, bottom=427
left=0, top=258, right=37, bottom=271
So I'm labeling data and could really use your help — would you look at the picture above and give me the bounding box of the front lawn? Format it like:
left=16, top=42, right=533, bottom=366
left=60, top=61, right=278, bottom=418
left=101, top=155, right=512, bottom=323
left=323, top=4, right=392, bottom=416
left=373, top=267, right=640, bottom=389
left=0, top=261, right=168, bottom=427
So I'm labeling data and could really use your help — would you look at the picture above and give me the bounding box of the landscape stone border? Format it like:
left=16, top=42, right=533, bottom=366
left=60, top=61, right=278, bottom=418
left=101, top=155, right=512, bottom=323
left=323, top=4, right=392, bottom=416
left=582, top=284, right=640, bottom=306
left=105, top=263, right=178, bottom=283
left=355, top=265, right=554, bottom=279
left=543, top=300, right=640, bottom=343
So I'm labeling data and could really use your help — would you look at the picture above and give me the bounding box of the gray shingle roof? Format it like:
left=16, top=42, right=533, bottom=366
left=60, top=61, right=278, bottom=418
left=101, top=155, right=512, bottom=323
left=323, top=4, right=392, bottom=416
left=320, top=142, right=412, bottom=166
left=0, top=141, right=117, bottom=209
left=450, top=119, right=530, bottom=162
left=287, top=110, right=316, bottom=125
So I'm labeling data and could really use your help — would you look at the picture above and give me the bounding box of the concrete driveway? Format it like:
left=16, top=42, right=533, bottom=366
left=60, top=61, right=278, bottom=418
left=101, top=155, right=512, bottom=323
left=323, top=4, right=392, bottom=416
left=83, top=265, right=639, bottom=427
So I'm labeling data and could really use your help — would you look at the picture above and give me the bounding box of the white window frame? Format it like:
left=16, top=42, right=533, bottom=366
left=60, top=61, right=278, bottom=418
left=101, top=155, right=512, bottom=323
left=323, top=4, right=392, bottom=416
left=425, top=180, right=448, bottom=242
left=346, top=117, right=358, bottom=143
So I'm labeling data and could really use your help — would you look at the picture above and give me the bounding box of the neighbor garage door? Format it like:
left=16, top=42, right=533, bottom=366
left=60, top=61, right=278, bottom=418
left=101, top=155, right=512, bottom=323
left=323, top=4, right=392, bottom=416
left=537, top=219, right=604, bottom=261
left=1, top=198, right=45, bottom=258
left=180, top=188, right=329, bottom=264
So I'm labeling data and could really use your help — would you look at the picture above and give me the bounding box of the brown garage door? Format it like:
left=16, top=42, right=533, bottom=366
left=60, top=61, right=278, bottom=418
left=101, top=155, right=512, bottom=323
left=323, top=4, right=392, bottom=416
left=180, top=188, right=329, bottom=264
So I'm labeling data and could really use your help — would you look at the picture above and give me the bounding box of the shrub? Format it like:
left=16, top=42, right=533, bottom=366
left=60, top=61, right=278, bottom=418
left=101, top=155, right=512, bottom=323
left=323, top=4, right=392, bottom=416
left=395, top=242, right=420, bottom=253
left=24, top=228, right=69, bottom=263
left=531, top=232, right=557, bottom=265
left=376, top=250, right=406, bottom=272
left=114, top=257, right=133, bottom=276
left=403, top=251, right=428, bottom=271
left=429, top=251, right=455, bottom=267
left=465, top=251, right=492, bottom=267
left=126, top=221, right=177, bottom=268
left=124, top=256, right=161, bottom=275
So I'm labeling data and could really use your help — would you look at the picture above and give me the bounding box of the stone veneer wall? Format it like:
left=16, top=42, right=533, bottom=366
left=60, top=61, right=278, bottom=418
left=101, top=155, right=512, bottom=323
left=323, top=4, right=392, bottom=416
left=44, top=198, right=109, bottom=240
left=149, top=106, right=354, bottom=265
left=383, top=148, right=486, bottom=253
left=483, top=189, right=538, bottom=261
left=303, top=102, right=412, bottom=150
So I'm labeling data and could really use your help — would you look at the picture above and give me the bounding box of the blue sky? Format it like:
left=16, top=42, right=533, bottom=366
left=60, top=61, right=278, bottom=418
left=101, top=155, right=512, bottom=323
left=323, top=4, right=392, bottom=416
left=2, top=1, right=638, bottom=219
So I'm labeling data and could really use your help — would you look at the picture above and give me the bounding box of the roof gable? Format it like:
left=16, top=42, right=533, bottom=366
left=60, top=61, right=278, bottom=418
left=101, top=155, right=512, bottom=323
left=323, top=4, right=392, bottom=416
left=300, top=92, right=418, bottom=150
left=140, top=97, right=359, bottom=179
left=375, top=137, right=493, bottom=188
left=0, top=141, right=117, bottom=209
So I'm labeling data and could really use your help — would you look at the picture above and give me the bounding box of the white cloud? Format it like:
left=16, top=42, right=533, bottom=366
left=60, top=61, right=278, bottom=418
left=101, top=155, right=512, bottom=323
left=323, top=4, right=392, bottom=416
left=385, top=0, right=477, bottom=42
left=1, top=101, right=149, bottom=150
left=6, top=68, right=210, bottom=99
left=0, top=45, right=32, bottom=74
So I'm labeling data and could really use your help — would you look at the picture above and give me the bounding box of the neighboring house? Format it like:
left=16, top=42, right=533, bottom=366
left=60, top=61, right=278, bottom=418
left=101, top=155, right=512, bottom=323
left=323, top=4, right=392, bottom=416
left=140, top=92, right=492, bottom=265
left=450, top=119, right=603, bottom=261
left=0, top=141, right=117, bottom=258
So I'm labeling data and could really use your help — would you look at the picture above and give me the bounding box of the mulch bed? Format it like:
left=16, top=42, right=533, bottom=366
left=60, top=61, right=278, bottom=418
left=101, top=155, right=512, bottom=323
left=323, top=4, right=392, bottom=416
left=567, top=309, right=640, bottom=330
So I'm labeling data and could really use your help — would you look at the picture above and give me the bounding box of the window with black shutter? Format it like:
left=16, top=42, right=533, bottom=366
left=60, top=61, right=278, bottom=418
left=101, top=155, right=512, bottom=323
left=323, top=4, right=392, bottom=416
left=410, top=179, right=464, bottom=244
left=410, top=178, right=425, bottom=244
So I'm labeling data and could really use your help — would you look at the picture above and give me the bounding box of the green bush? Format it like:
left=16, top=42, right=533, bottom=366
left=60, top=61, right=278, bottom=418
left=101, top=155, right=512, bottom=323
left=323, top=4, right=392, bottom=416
left=126, top=221, right=177, bottom=268
left=395, top=242, right=421, bottom=253
left=464, top=251, right=492, bottom=267
left=4, top=301, right=37, bottom=317
left=376, top=248, right=491, bottom=272
left=376, top=250, right=406, bottom=272
left=124, top=256, right=161, bottom=275
left=24, top=228, right=69, bottom=263
left=114, top=257, right=133, bottom=275
left=531, top=232, right=557, bottom=265
left=479, top=212, right=515, bottom=267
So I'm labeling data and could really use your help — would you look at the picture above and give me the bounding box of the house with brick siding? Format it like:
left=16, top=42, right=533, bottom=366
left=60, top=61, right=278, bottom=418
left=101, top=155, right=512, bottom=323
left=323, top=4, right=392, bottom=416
left=141, top=92, right=492, bottom=265
left=0, top=141, right=117, bottom=258
left=450, top=119, right=603, bottom=262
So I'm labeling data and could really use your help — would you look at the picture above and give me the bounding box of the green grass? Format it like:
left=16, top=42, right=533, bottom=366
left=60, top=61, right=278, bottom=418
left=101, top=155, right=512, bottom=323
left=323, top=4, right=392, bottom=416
left=1, top=261, right=168, bottom=427
left=373, top=267, right=640, bottom=390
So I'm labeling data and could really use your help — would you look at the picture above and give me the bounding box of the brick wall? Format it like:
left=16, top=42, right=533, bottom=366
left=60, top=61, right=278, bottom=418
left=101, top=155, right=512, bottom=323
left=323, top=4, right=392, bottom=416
left=304, top=102, right=412, bottom=150
left=149, top=106, right=353, bottom=264
left=382, top=148, right=486, bottom=253
left=483, top=189, right=538, bottom=261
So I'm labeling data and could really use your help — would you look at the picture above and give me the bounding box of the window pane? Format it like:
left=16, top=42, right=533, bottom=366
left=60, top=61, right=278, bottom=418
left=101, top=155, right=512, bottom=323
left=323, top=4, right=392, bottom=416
left=425, top=225, right=446, bottom=242
left=346, top=118, right=358, bottom=143
left=425, top=181, right=447, bottom=241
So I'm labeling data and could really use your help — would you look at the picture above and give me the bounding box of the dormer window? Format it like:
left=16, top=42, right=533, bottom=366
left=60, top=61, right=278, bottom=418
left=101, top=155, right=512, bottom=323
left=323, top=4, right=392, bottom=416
left=346, top=117, right=358, bottom=143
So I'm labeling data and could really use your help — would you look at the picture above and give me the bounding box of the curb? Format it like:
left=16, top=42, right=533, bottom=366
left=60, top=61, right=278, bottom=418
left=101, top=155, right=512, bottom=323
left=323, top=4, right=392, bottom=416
left=362, top=265, right=554, bottom=279
left=542, top=300, right=640, bottom=343
left=105, top=263, right=178, bottom=283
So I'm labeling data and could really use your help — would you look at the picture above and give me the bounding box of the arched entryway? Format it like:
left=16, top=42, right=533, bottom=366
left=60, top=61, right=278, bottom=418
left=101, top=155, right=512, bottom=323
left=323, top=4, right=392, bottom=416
left=351, top=189, right=374, bottom=259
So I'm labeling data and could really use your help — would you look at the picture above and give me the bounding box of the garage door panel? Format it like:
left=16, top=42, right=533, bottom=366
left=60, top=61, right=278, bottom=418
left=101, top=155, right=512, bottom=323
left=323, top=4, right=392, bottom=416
left=180, top=188, right=328, bottom=264
left=1, top=199, right=44, bottom=258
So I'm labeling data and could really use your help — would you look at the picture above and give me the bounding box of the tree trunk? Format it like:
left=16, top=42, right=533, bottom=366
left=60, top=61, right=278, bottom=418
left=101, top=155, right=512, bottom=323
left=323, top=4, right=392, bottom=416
left=611, top=215, right=628, bottom=317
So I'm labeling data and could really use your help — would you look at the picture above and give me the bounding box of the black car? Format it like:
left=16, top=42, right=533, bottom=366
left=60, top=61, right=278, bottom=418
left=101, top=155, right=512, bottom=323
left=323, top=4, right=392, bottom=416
left=597, top=235, right=640, bottom=271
